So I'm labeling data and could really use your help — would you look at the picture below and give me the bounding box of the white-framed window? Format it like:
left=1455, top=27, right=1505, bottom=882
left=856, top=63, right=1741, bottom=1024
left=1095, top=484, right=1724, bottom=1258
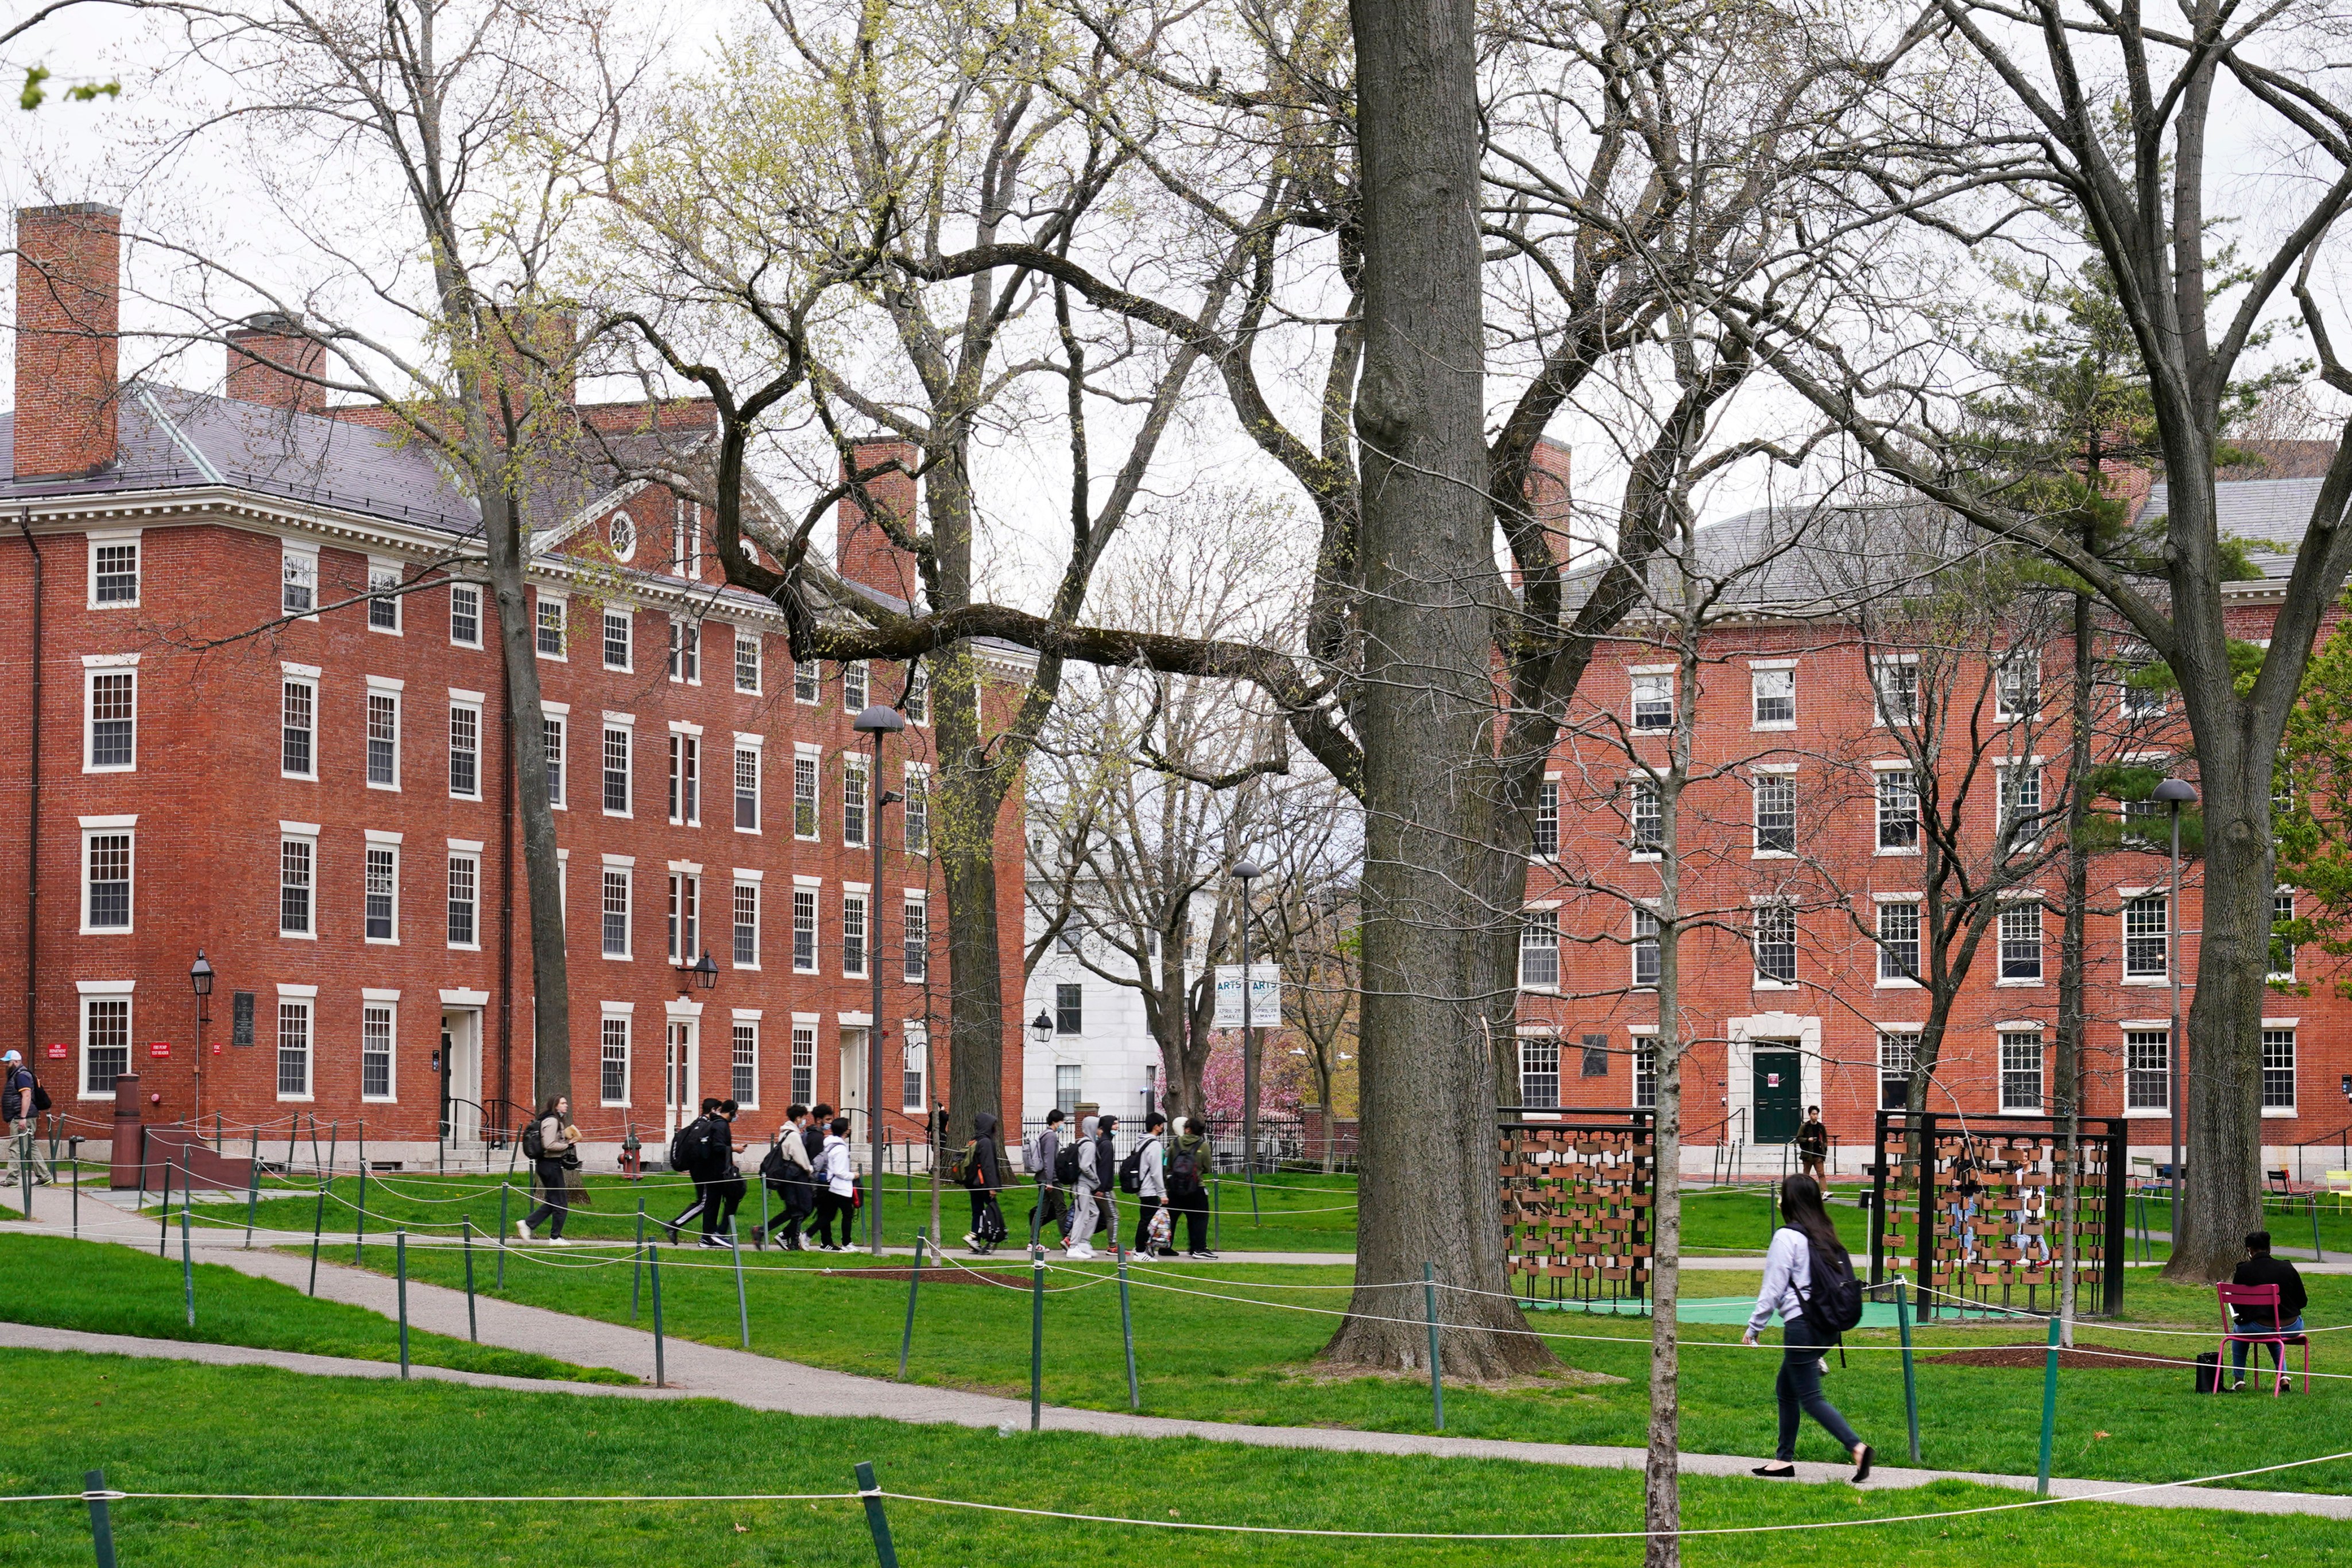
left=1057, top=982, right=1083, bottom=1034
left=536, top=591, right=567, bottom=658
left=1878, top=1030, right=1918, bottom=1110
left=1632, top=1034, right=1658, bottom=1108
left=90, top=534, right=140, bottom=606
left=1751, top=663, right=1796, bottom=728
left=844, top=659, right=869, bottom=713
left=794, top=748, right=822, bottom=840
left=366, top=687, right=401, bottom=789
left=667, top=731, right=701, bottom=826
left=668, top=618, right=701, bottom=684
left=449, top=582, right=483, bottom=648
left=1876, top=768, right=1918, bottom=851
left=1629, top=777, right=1662, bottom=856
left=1877, top=900, right=1920, bottom=984
left=1999, top=1029, right=2044, bottom=1111
left=446, top=851, right=480, bottom=948
left=903, top=893, right=927, bottom=982
left=80, top=990, right=132, bottom=1096
left=1872, top=656, right=1920, bottom=725
left=901, top=1029, right=927, bottom=1112
left=82, top=825, right=133, bottom=932
left=2270, top=889, right=2297, bottom=981
left=282, top=545, right=318, bottom=616
left=283, top=674, right=318, bottom=780
left=277, top=997, right=313, bottom=1099
left=608, top=509, right=638, bottom=562
left=667, top=871, right=701, bottom=966
left=1632, top=906, right=1660, bottom=989
left=603, top=609, right=633, bottom=671
left=843, top=889, right=869, bottom=977
left=2125, top=1028, right=2169, bottom=1110
left=2119, top=648, right=2167, bottom=718
left=279, top=833, right=316, bottom=937
left=362, top=1001, right=396, bottom=1100
left=733, top=1019, right=760, bottom=1107
left=793, top=885, right=819, bottom=973
left=791, top=1024, right=817, bottom=1105
left=734, top=744, right=760, bottom=832
left=600, top=1013, right=632, bottom=1106
left=1630, top=670, right=1673, bottom=731
left=602, top=865, right=633, bottom=959
left=673, top=497, right=702, bottom=578
left=1754, top=772, right=1796, bottom=854
left=368, top=559, right=402, bottom=633
left=84, top=664, right=136, bottom=772
left=2123, top=892, right=2168, bottom=979
left=1999, top=902, right=2043, bottom=981
left=733, top=878, right=760, bottom=969
left=365, top=841, right=399, bottom=943
left=1518, top=908, right=1560, bottom=989
left=735, top=630, right=761, bottom=694
left=1998, top=763, right=2043, bottom=849
left=1518, top=1035, right=1561, bottom=1109
left=1055, top=1063, right=1081, bottom=1113
left=906, top=661, right=928, bottom=724
left=794, top=658, right=819, bottom=704
left=1996, top=648, right=2040, bottom=720
left=1532, top=779, right=1560, bottom=857
left=602, top=723, right=632, bottom=816
left=2262, top=1027, right=2296, bottom=1110
left=844, top=753, right=870, bottom=846
left=904, top=764, right=930, bottom=855
left=542, top=713, right=566, bottom=808
left=448, top=698, right=482, bottom=799
left=1753, top=902, right=1796, bottom=986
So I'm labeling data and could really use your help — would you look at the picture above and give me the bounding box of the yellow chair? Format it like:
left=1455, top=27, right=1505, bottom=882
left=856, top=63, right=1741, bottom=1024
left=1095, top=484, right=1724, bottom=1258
left=2324, top=1170, right=2352, bottom=1214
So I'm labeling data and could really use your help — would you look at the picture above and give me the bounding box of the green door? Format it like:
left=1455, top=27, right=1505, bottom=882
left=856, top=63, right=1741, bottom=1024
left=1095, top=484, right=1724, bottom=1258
left=1752, top=1049, right=1802, bottom=1144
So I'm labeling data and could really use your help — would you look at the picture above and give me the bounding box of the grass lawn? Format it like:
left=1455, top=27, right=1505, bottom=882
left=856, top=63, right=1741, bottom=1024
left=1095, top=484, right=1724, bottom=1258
left=1, top=1353, right=2345, bottom=1567
left=341, top=1236, right=2352, bottom=1493
left=0, top=1234, right=631, bottom=1384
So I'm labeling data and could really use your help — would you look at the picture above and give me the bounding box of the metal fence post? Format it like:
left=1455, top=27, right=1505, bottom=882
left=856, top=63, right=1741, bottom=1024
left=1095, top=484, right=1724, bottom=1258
left=854, top=1460, right=900, bottom=1567
left=649, top=1242, right=667, bottom=1388
left=83, top=1469, right=119, bottom=1568
left=1896, top=1280, right=1920, bottom=1463
left=1030, top=1221, right=1046, bottom=1432
left=463, top=1221, right=479, bottom=1341
left=244, top=1155, right=261, bottom=1249
left=730, top=1221, right=751, bottom=1350
left=354, top=1135, right=368, bottom=1264
left=157, top=1157, right=172, bottom=1256
left=1117, top=1237, right=1139, bottom=1411
left=1424, top=1262, right=1445, bottom=1431
left=496, top=1181, right=509, bottom=1289
left=2035, top=1310, right=2061, bottom=1496
left=308, top=1175, right=326, bottom=1296
left=897, top=1228, right=925, bottom=1380
left=395, top=1230, right=411, bottom=1379
left=632, top=1197, right=646, bottom=1320
left=180, top=1176, right=195, bottom=1326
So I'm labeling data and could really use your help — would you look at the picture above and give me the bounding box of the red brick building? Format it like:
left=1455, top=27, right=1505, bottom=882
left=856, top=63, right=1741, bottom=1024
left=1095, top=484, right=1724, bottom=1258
left=1515, top=485, right=2352, bottom=1175
left=0, top=203, right=1030, bottom=1165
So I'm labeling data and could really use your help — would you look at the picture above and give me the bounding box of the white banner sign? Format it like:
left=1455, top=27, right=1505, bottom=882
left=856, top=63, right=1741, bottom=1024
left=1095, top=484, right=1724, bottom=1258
left=1214, top=964, right=1283, bottom=1029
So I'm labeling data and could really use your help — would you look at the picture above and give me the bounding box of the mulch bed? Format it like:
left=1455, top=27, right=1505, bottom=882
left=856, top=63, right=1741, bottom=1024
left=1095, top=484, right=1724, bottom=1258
left=1921, top=1342, right=2200, bottom=1371
left=818, top=1265, right=1032, bottom=1288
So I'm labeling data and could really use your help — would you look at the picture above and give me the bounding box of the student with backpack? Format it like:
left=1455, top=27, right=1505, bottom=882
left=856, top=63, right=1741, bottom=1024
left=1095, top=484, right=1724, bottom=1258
left=1028, top=1108, right=1068, bottom=1244
left=663, top=1099, right=724, bottom=1242
left=2, top=1050, right=50, bottom=1184
left=698, top=1101, right=750, bottom=1248
left=1065, top=1114, right=1105, bottom=1260
left=1743, top=1174, right=1871, bottom=1481
left=813, top=1116, right=857, bottom=1250
left=1165, top=1117, right=1215, bottom=1258
left=958, top=1111, right=1009, bottom=1254
left=753, top=1104, right=816, bottom=1250
left=1124, top=1111, right=1169, bottom=1256
left=515, top=1095, right=577, bottom=1244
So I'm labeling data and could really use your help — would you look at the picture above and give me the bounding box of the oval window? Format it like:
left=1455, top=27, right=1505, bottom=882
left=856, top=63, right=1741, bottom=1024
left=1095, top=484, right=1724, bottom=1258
left=608, top=510, right=637, bottom=560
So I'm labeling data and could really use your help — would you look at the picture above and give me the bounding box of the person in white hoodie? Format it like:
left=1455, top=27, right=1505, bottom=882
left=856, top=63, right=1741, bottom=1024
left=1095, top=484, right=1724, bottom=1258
left=1742, top=1174, right=1871, bottom=1482
left=813, top=1116, right=857, bottom=1251
left=1065, top=1114, right=1104, bottom=1260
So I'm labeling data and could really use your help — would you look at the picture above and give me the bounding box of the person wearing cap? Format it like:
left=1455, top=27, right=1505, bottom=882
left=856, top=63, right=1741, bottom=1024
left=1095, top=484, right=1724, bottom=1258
left=2, top=1051, right=44, bottom=1185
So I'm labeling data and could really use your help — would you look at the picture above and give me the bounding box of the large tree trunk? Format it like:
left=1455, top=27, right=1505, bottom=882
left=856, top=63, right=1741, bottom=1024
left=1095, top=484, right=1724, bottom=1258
left=1645, top=780, right=1686, bottom=1566
left=937, top=641, right=1008, bottom=1150
left=1324, top=0, right=1552, bottom=1376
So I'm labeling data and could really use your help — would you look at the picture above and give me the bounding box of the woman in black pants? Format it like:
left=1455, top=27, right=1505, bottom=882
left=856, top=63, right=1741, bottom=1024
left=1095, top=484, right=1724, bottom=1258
left=1743, top=1174, right=1870, bottom=1481
left=516, top=1095, right=575, bottom=1244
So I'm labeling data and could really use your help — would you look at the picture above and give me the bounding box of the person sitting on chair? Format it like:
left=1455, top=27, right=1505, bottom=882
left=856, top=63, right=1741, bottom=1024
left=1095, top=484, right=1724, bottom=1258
left=2228, top=1230, right=2308, bottom=1391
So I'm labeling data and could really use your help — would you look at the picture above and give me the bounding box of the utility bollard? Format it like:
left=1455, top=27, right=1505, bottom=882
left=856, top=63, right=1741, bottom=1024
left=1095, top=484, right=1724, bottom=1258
left=730, top=1223, right=751, bottom=1350
left=396, top=1230, right=411, bottom=1379
left=632, top=1198, right=647, bottom=1320
left=648, top=1242, right=667, bottom=1388
left=84, top=1469, right=119, bottom=1568
left=1116, top=1238, right=1139, bottom=1411
left=1029, top=1208, right=1046, bottom=1432
left=1424, top=1263, right=1445, bottom=1431
left=181, top=1178, right=196, bottom=1326
left=308, top=1175, right=327, bottom=1296
left=854, top=1460, right=900, bottom=1567
left=70, top=1148, right=79, bottom=1238
left=897, top=1228, right=925, bottom=1381
left=2035, top=1310, right=2061, bottom=1496
left=463, top=1221, right=479, bottom=1341
left=245, top=1156, right=261, bottom=1249
left=1896, top=1280, right=1921, bottom=1463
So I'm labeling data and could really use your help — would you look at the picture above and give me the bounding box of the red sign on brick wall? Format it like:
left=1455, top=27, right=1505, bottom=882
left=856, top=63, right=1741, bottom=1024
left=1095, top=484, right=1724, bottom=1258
left=45, top=1044, right=66, bottom=1059
left=149, top=1042, right=171, bottom=1059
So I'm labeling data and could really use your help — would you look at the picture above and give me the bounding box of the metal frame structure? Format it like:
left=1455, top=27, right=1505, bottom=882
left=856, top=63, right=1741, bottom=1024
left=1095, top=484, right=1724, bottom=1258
left=1498, top=1105, right=1655, bottom=1310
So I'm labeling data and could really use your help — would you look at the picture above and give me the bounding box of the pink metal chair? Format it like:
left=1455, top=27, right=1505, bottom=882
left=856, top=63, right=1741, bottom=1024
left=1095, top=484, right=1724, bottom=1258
left=2215, top=1283, right=2310, bottom=1395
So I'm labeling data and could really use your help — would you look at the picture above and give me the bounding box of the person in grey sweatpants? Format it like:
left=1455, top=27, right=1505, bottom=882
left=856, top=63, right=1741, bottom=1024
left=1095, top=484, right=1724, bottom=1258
left=1065, top=1114, right=1103, bottom=1259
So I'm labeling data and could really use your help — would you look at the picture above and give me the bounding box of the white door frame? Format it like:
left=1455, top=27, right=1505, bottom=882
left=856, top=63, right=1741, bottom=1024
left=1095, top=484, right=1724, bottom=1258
left=663, top=998, right=705, bottom=1140
left=1726, top=1013, right=1823, bottom=1145
left=439, top=1008, right=483, bottom=1144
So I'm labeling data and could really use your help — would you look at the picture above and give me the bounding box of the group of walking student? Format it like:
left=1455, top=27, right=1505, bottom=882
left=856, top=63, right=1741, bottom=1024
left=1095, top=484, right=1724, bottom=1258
left=980, top=1108, right=1218, bottom=1260
left=744, top=1102, right=862, bottom=1251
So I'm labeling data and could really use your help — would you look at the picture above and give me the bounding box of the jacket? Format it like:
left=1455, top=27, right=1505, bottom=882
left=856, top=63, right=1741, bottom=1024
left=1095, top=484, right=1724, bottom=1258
left=1075, top=1116, right=1101, bottom=1190
left=969, top=1112, right=1003, bottom=1192
left=1031, top=1125, right=1060, bottom=1182
left=536, top=1113, right=574, bottom=1157
left=819, top=1133, right=856, bottom=1197
left=1134, top=1133, right=1165, bottom=1199
left=777, top=1125, right=815, bottom=1179
left=2231, top=1252, right=2309, bottom=1328
left=1166, top=1129, right=1209, bottom=1194
left=1747, top=1227, right=1813, bottom=1333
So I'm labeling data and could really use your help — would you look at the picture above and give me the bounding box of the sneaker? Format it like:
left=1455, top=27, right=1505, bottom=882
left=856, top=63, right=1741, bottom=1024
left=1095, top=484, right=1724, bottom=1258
left=701, top=1237, right=730, bottom=1249
left=2231, top=1378, right=2247, bottom=1392
left=1065, top=1245, right=1095, bottom=1260
left=549, top=1237, right=571, bottom=1247
left=516, top=1220, right=532, bottom=1241
left=1187, top=1249, right=1218, bottom=1260
left=963, top=1232, right=981, bottom=1250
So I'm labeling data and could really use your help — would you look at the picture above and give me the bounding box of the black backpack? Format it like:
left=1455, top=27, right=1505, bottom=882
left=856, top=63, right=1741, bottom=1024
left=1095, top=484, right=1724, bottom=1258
left=1119, top=1135, right=1158, bottom=1195
left=759, top=1133, right=790, bottom=1183
left=1782, top=1226, right=1866, bottom=1335
left=520, top=1118, right=546, bottom=1160
left=1167, top=1140, right=1201, bottom=1189
left=668, top=1117, right=709, bottom=1172
left=1054, top=1139, right=1082, bottom=1185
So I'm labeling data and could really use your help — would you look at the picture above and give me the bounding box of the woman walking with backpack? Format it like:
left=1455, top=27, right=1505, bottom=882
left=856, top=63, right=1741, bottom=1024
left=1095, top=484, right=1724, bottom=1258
left=1743, top=1174, right=1871, bottom=1481
left=960, top=1112, right=1008, bottom=1255
left=516, top=1096, right=576, bottom=1245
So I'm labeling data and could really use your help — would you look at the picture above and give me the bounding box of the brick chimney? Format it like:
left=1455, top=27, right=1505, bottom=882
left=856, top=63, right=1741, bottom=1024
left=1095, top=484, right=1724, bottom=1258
left=13, top=203, right=122, bottom=480
left=225, top=312, right=327, bottom=413
left=837, top=436, right=922, bottom=601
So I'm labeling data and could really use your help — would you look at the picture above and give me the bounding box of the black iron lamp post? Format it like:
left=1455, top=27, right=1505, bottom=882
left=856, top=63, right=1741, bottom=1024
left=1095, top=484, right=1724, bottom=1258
left=854, top=702, right=908, bottom=1255
left=2152, top=777, right=2199, bottom=1219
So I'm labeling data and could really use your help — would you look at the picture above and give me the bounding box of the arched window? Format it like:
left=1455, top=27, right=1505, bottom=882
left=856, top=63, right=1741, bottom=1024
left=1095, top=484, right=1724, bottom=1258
left=607, top=510, right=637, bottom=560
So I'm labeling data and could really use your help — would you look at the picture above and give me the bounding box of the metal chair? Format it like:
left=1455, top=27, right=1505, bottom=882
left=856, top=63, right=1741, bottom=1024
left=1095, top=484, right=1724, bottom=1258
left=2214, top=1283, right=2310, bottom=1395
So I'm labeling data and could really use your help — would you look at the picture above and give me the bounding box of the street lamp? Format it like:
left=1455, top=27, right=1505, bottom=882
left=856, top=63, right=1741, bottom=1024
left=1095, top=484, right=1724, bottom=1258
left=1031, top=1010, right=1054, bottom=1047
left=2152, top=777, right=2199, bottom=1222
left=189, top=950, right=214, bottom=1128
left=854, top=701, right=908, bottom=1255
left=690, top=949, right=719, bottom=991
left=1232, top=858, right=1262, bottom=1176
